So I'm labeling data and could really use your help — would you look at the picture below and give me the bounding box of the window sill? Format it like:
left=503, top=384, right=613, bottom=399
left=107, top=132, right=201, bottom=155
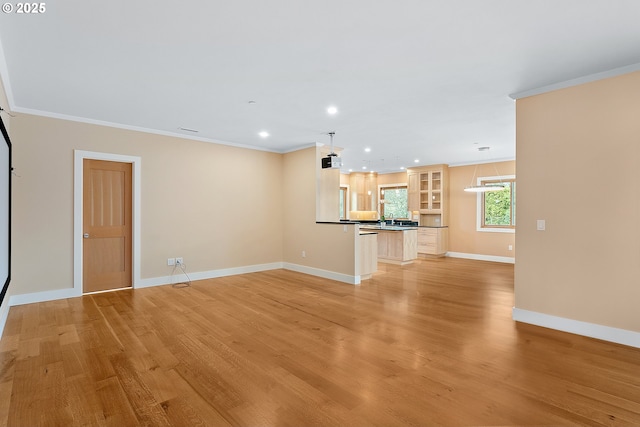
left=476, top=227, right=515, bottom=234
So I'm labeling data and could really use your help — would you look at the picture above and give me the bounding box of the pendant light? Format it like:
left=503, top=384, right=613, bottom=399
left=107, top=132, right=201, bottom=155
left=464, top=146, right=506, bottom=192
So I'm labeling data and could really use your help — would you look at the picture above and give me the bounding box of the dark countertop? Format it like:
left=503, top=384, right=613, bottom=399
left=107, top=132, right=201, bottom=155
left=359, top=225, right=418, bottom=231
left=316, top=221, right=359, bottom=224
left=315, top=221, right=448, bottom=228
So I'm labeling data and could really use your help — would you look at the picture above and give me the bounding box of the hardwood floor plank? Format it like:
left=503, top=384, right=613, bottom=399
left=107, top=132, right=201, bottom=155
left=109, top=352, right=172, bottom=426
left=160, top=369, right=232, bottom=427
left=1, top=258, right=640, bottom=425
left=95, top=376, right=142, bottom=427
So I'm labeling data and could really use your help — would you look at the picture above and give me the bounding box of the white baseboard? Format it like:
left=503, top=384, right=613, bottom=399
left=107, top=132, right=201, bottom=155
left=0, top=300, right=10, bottom=337
left=283, top=263, right=360, bottom=285
left=446, top=251, right=515, bottom=264
left=6, top=261, right=355, bottom=308
left=512, top=307, right=640, bottom=349
left=136, top=262, right=285, bottom=289
left=9, top=287, right=82, bottom=307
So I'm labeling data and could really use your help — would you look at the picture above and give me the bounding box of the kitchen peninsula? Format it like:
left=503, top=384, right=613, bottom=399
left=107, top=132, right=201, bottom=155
left=359, top=224, right=418, bottom=264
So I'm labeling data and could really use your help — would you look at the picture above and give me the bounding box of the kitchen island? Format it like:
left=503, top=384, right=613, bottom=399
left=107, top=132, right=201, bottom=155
left=359, top=225, right=418, bottom=265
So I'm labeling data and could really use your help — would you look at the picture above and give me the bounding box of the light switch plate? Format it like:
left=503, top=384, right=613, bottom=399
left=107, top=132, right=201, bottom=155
left=536, top=219, right=546, bottom=231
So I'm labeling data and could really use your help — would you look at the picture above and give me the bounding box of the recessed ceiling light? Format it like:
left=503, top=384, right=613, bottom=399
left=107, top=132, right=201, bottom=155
left=362, top=166, right=367, bottom=170
left=259, top=131, right=269, bottom=138
left=414, top=159, right=420, bottom=163
left=400, top=166, right=405, bottom=170
left=348, top=169, right=353, bottom=172
left=327, top=106, right=338, bottom=115
left=364, top=147, right=371, bottom=153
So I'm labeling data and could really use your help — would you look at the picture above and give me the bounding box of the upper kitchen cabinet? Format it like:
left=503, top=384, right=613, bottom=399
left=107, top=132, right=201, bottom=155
left=407, top=164, right=449, bottom=226
left=407, top=171, right=419, bottom=212
left=350, top=172, right=377, bottom=212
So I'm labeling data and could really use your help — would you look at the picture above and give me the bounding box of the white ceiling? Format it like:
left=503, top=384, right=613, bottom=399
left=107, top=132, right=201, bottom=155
left=2, top=0, right=640, bottom=173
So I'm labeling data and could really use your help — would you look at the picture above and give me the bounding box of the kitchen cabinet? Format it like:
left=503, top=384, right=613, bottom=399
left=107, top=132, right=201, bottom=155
left=349, top=172, right=377, bottom=211
left=417, top=227, right=448, bottom=257
left=357, top=232, right=378, bottom=280
left=407, top=171, right=419, bottom=212
left=373, top=228, right=417, bottom=265
left=407, top=164, right=449, bottom=227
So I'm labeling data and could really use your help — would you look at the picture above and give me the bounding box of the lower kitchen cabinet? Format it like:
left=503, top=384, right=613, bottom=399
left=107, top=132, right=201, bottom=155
left=417, top=227, right=448, bottom=257
left=358, top=232, right=378, bottom=280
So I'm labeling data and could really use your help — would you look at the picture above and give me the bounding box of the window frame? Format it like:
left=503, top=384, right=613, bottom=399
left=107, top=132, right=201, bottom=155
left=339, top=185, right=349, bottom=220
left=378, top=183, right=409, bottom=219
left=475, top=174, right=516, bottom=233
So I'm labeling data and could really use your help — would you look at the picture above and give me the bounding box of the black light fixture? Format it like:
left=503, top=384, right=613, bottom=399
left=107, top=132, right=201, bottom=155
left=321, top=132, right=342, bottom=169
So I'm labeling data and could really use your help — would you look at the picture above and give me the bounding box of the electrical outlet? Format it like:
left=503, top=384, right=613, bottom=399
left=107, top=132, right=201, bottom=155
left=508, top=245, right=513, bottom=251
left=167, top=258, right=175, bottom=266
left=176, top=257, right=184, bottom=265
left=301, top=250, right=306, bottom=258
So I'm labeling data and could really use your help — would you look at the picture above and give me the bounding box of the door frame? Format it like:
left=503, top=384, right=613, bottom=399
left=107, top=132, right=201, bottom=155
left=74, top=150, right=141, bottom=293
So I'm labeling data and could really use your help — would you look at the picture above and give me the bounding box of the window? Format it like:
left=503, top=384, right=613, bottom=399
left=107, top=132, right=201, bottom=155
left=380, top=185, right=408, bottom=219
left=339, top=186, right=348, bottom=219
left=478, top=176, right=515, bottom=231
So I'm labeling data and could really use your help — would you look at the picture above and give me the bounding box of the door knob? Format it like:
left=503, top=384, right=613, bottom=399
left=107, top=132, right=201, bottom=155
left=83, top=233, right=90, bottom=239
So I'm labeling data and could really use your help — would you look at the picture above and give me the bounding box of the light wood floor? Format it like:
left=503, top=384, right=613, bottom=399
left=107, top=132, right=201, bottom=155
left=1, top=258, right=640, bottom=426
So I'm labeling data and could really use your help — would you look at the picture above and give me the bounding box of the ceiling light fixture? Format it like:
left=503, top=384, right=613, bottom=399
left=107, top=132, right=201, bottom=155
left=258, top=131, right=269, bottom=138
left=464, top=146, right=506, bottom=192
left=364, top=147, right=371, bottom=153
left=414, top=159, right=420, bottom=163
left=321, top=132, right=342, bottom=169
left=327, top=106, right=338, bottom=115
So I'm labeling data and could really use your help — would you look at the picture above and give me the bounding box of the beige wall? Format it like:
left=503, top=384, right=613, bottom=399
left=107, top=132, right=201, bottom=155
left=449, top=161, right=516, bottom=258
left=515, top=71, right=640, bottom=332
left=10, top=114, right=284, bottom=294
left=283, top=147, right=357, bottom=277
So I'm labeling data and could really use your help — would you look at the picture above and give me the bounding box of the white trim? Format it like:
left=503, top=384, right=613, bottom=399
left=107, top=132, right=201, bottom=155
left=3, top=262, right=357, bottom=312
left=448, top=157, right=515, bottom=168
left=9, top=287, right=81, bottom=306
left=136, top=262, right=285, bottom=289
left=74, top=150, right=142, bottom=293
left=446, top=252, right=515, bottom=264
left=475, top=174, right=516, bottom=233
left=509, top=62, right=640, bottom=100
left=282, top=143, right=319, bottom=154
left=0, top=300, right=11, bottom=336
left=512, top=307, right=640, bottom=349
left=283, top=262, right=360, bottom=285
left=9, top=106, right=317, bottom=155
